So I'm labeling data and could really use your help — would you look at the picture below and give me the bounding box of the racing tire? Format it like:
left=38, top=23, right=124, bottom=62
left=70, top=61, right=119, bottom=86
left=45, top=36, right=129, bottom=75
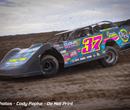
left=99, top=46, right=119, bottom=67
left=40, top=55, right=59, bottom=77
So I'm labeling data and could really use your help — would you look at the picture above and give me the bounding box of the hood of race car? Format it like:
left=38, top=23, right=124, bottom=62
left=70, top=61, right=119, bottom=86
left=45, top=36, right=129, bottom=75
left=0, top=43, right=43, bottom=68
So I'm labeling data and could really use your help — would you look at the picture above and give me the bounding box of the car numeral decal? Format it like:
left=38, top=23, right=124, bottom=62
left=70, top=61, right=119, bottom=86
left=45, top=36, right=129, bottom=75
left=81, top=35, right=102, bottom=54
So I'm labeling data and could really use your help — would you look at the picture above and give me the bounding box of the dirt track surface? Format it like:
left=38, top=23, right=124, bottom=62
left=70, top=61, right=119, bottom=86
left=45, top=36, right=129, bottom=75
left=0, top=52, right=130, bottom=110
left=0, top=34, right=130, bottom=110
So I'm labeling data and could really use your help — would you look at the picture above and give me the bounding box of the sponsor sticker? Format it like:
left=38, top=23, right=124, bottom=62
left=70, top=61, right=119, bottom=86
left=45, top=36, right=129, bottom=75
left=96, top=52, right=100, bottom=56
left=54, top=44, right=64, bottom=50
left=80, top=57, right=86, bottom=61
left=87, top=55, right=92, bottom=59
left=70, top=50, right=78, bottom=57
left=119, top=29, right=129, bottom=43
left=93, top=54, right=96, bottom=58
left=64, top=39, right=80, bottom=49
left=74, top=58, right=80, bottom=62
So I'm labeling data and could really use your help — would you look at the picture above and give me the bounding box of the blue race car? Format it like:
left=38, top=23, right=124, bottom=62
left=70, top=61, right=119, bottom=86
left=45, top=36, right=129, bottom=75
left=0, top=20, right=130, bottom=77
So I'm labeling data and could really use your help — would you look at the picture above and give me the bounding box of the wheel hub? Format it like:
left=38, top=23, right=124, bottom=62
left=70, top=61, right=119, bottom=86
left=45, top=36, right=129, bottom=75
left=42, top=60, right=54, bottom=72
left=106, top=50, right=115, bottom=64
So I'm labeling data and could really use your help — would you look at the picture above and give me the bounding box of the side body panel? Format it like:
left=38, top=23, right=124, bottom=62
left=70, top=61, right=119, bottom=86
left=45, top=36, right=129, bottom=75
left=54, top=33, right=106, bottom=68
left=102, top=26, right=130, bottom=49
left=54, top=26, right=130, bottom=68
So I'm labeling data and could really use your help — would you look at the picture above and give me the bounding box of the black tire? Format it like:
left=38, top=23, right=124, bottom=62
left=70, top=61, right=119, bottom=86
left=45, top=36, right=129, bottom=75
left=99, top=46, right=119, bottom=67
left=40, top=55, right=59, bottom=77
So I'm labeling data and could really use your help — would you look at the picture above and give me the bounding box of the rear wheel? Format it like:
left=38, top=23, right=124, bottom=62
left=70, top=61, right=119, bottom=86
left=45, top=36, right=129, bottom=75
left=99, top=46, right=119, bottom=67
left=40, top=55, right=59, bottom=77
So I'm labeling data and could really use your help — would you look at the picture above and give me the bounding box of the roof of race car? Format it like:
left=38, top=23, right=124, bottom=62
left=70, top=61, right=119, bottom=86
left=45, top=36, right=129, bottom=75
left=55, top=30, right=73, bottom=35
left=55, top=21, right=113, bottom=36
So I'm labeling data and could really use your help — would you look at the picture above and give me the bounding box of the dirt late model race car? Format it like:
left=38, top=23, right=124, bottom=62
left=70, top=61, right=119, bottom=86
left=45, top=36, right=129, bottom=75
left=0, top=20, right=130, bottom=78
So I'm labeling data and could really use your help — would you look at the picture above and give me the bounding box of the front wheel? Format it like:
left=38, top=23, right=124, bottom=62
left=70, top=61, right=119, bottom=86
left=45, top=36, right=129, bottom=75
left=99, top=46, right=119, bottom=67
left=40, top=55, right=59, bottom=77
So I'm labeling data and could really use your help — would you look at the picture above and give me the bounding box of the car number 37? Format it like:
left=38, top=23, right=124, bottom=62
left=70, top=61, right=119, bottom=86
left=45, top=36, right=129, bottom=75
left=81, top=35, right=103, bottom=54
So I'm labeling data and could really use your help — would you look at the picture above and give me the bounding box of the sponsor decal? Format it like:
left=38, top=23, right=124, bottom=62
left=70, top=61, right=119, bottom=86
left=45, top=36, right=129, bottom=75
left=107, top=32, right=119, bottom=39
left=80, top=57, right=86, bottom=61
left=63, top=53, right=71, bottom=63
left=103, top=32, right=119, bottom=43
left=70, top=50, right=78, bottom=57
left=64, top=39, right=80, bottom=49
left=93, top=54, right=96, bottom=58
left=70, top=58, right=79, bottom=63
left=65, top=62, right=69, bottom=64
left=86, top=55, right=92, bottom=59
left=74, top=39, right=80, bottom=46
left=77, top=48, right=81, bottom=53
left=81, top=35, right=102, bottom=54
left=96, top=52, right=100, bottom=56
left=119, top=29, right=129, bottom=43
left=102, top=50, right=106, bottom=54
left=74, top=58, right=80, bottom=62
left=53, top=44, right=64, bottom=50
left=62, top=50, right=79, bottom=64
left=8, top=57, right=27, bottom=63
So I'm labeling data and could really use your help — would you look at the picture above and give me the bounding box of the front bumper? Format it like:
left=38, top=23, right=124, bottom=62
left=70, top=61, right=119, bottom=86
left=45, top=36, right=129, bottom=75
left=0, top=65, right=42, bottom=78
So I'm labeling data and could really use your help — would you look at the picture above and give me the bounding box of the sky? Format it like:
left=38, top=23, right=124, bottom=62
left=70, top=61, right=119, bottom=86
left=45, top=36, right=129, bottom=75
left=0, top=0, right=130, bottom=36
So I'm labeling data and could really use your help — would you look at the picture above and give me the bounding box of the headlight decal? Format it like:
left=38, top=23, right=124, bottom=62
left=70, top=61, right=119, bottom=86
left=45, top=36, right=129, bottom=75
left=8, top=57, right=28, bottom=63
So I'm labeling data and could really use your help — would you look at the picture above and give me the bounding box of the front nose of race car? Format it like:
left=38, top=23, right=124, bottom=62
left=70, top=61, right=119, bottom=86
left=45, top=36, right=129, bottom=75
left=0, top=58, right=29, bottom=77
left=0, top=43, right=43, bottom=78
left=0, top=65, right=23, bottom=77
